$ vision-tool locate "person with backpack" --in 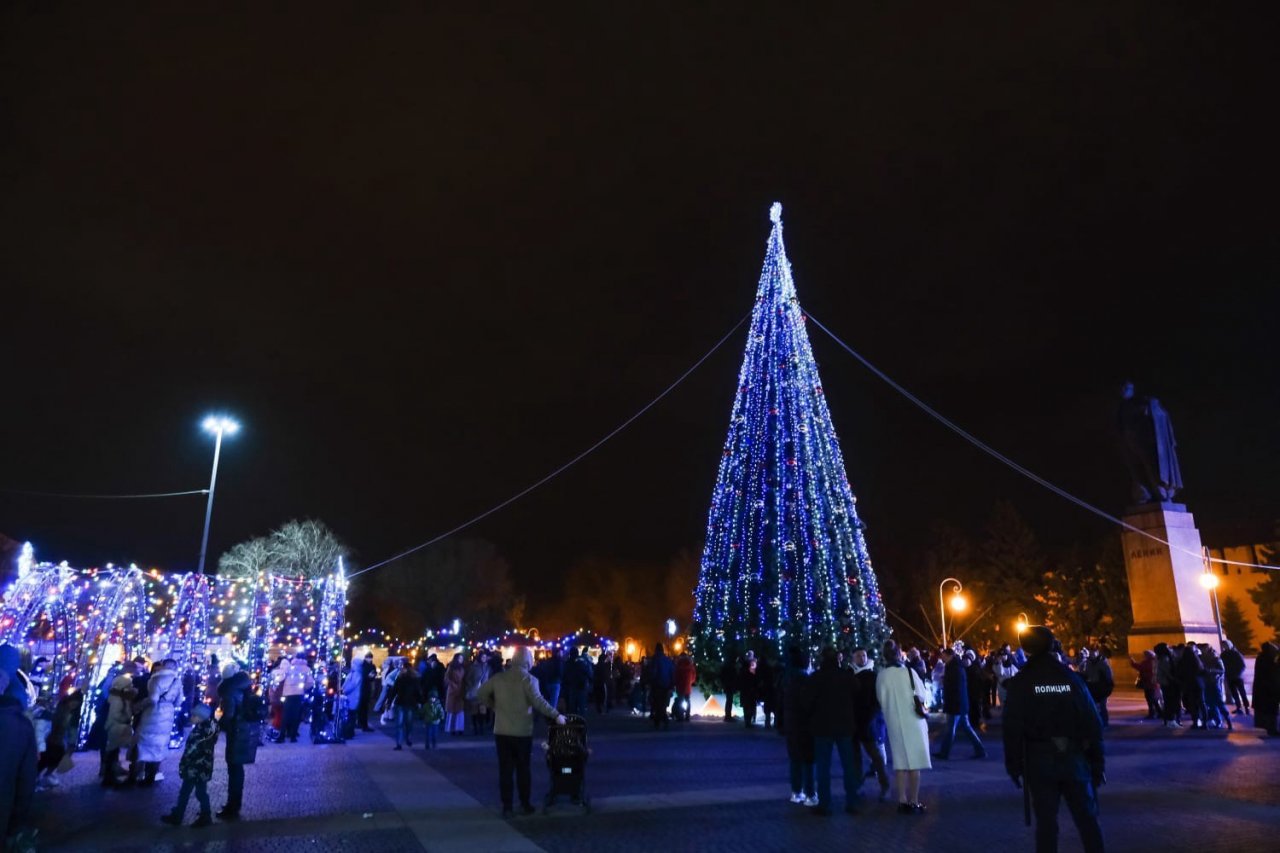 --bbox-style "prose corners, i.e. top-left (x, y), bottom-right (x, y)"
top-left (215, 663), bottom-right (261, 821)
